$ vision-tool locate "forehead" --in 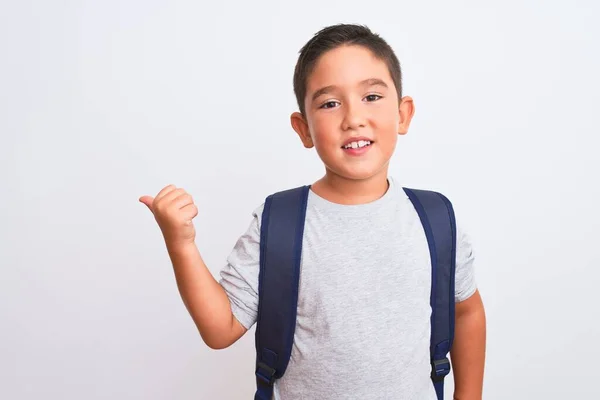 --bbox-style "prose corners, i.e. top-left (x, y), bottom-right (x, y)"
top-left (306, 45), bottom-right (393, 92)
